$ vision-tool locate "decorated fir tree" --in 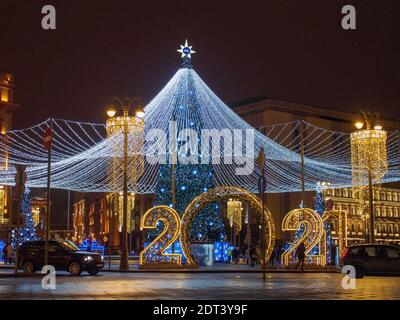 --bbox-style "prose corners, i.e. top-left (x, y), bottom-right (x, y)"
top-left (11, 187), bottom-right (38, 247)
top-left (153, 164), bottom-right (225, 242)
top-left (313, 182), bottom-right (326, 215)
top-left (151, 42), bottom-right (226, 242)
